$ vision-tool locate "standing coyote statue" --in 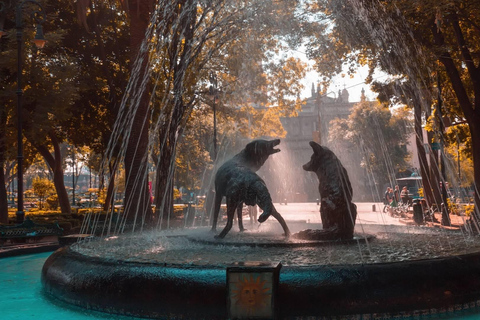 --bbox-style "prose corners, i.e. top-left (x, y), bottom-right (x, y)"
top-left (211, 139), bottom-right (290, 239)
